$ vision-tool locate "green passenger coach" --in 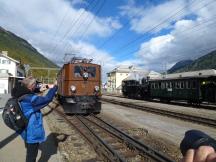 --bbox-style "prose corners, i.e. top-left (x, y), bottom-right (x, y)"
top-left (122, 69), bottom-right (216, 104)
top-left (149, 69), bottom-right (216, 103)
